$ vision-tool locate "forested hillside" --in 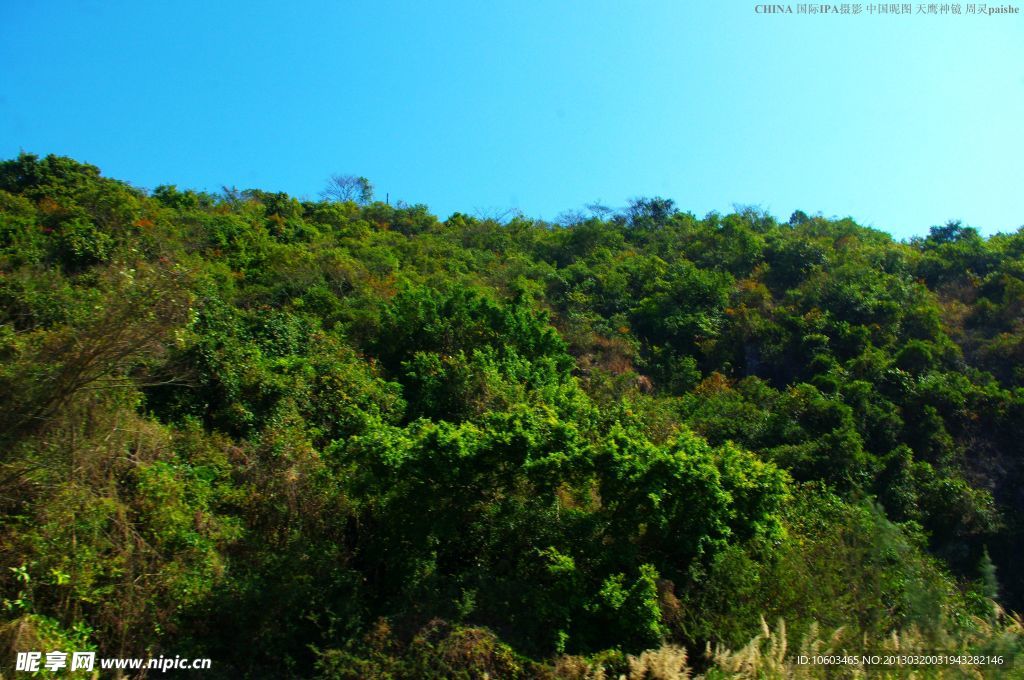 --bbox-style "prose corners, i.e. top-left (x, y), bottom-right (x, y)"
top-left (1, 154), bottom-right (1022, 678)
